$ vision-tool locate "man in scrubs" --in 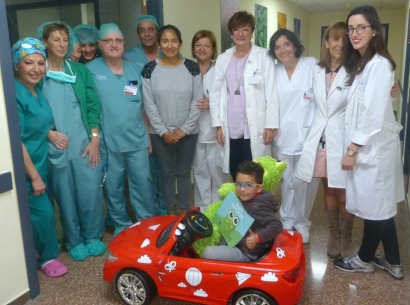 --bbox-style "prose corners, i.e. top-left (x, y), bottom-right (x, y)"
top-left (124, 14), bottom-right (160, 69)
top-left (87, 23), bottom-right (155, 235)
top-left (124, 14), bottom-right (165, 214)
